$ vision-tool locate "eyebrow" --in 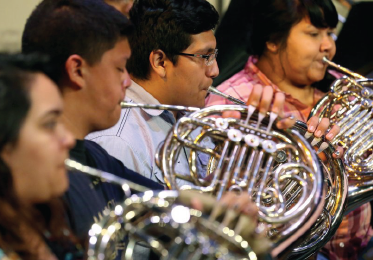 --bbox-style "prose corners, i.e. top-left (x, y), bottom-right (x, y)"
top-left (41, 109), bottom-right (62, 119)
top-left (192, 46), bottom-right (216, 54)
